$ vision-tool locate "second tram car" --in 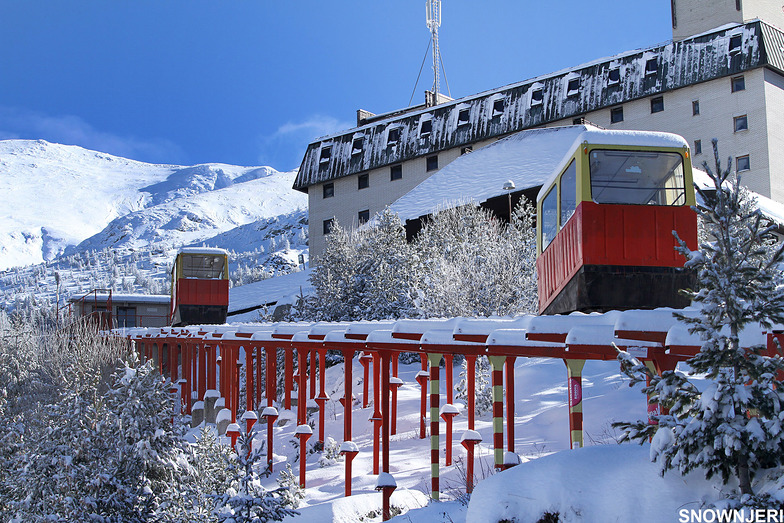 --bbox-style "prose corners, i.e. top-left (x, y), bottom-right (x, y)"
top-left (170, 247), bottom-right (229, 326)
top-left (536, 128), bottom-right (698, 315)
